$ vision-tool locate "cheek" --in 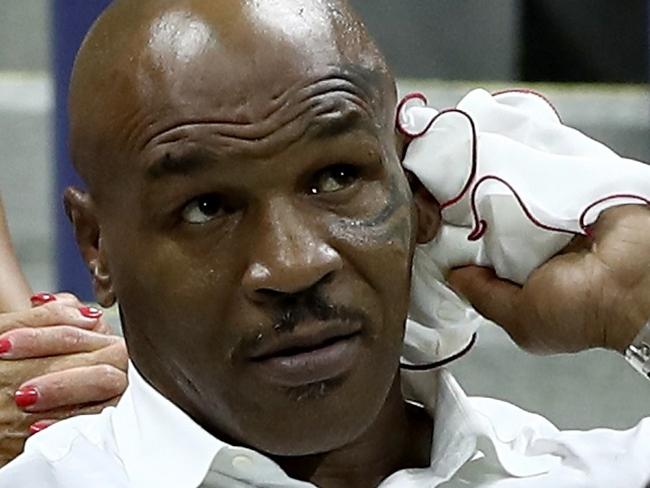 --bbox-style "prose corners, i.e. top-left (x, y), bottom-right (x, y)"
top-left (109, 233), bottom-right (239, 341)
top-left (328, 175), bottom-right (416, 315)
top-left (329, 207), bottom-right (415, 320)
top-left (328, 177), bottom-right (416, 279)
